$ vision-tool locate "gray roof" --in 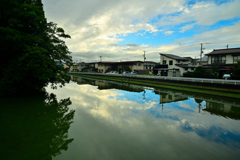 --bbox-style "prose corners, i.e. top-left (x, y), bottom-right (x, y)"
top-left (175, 64), bottom-right (196, 68)
top-left (160, 54), bottom-right (189, 60)
top-left (205, 48), bottom-right (240, 55)
top-left (196, 56), bottom-right (208, 62)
